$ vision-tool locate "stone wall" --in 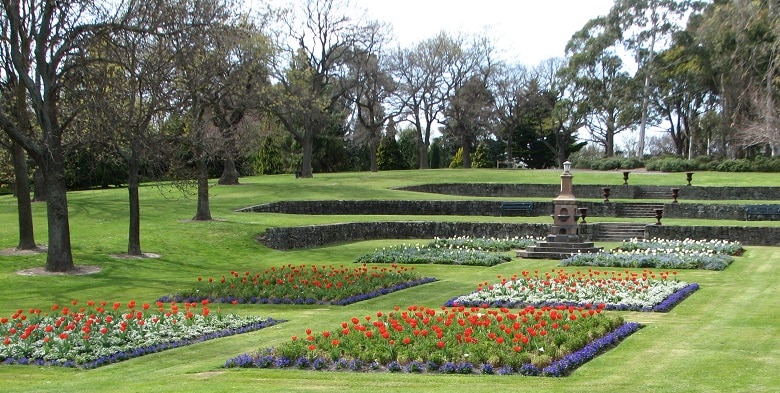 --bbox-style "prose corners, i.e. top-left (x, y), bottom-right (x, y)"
top-left (258, 221), bottom-right (777, 249)
top-left (259, 222), bottom-right (551, 250)
top-left (645, 225), bottom-right (780, 246)
top-left (238, 200), bottom-right (780, 221)
top-left (239, 200), bottom-right (551, 217)
top-left (397, 183), bottom-right (780, 201)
